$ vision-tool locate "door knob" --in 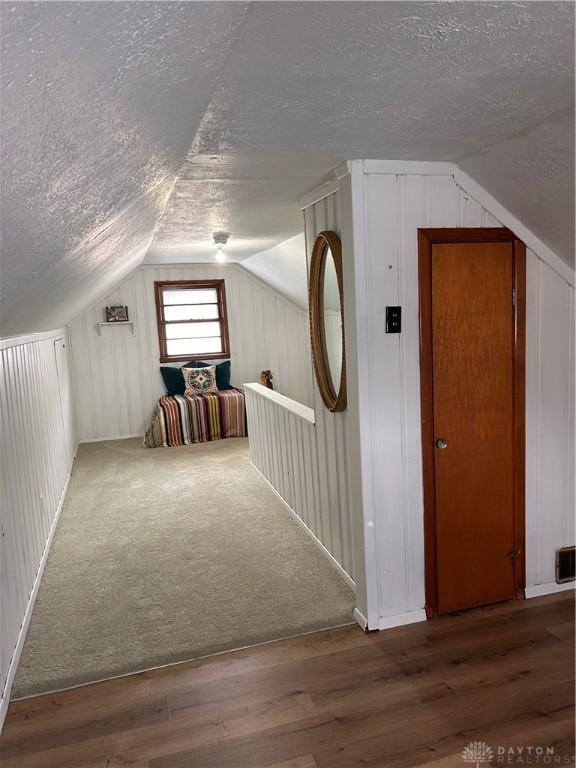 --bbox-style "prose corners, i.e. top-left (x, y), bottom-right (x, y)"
top-left (435, 438), bottom-right (448, 449)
